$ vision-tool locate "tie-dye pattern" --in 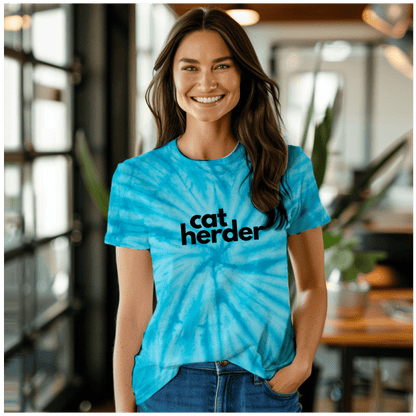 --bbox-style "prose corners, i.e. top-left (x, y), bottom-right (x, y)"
top-left (105, 139), bottom-right (331, 405)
